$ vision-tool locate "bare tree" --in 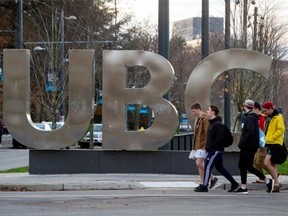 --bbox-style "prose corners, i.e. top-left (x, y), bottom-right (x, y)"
top-left (21, 0), bottom-right (128, 124)
top-left (213, 0), bottom-right (288, 131)
top-left (169, 35), bottom-right (201, 114)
